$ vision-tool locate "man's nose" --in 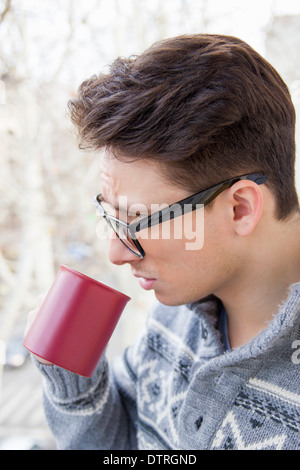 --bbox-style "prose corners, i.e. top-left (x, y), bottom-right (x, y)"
top-left (108, 233), bottom-right (139, 266)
